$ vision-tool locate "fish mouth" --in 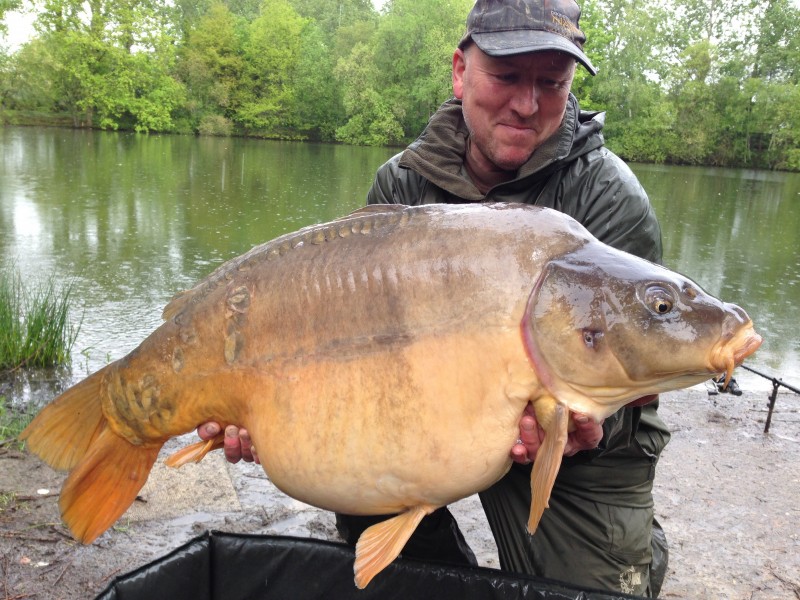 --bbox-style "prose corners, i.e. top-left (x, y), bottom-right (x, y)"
top-left (708, 322), bottom-right (763, 386)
